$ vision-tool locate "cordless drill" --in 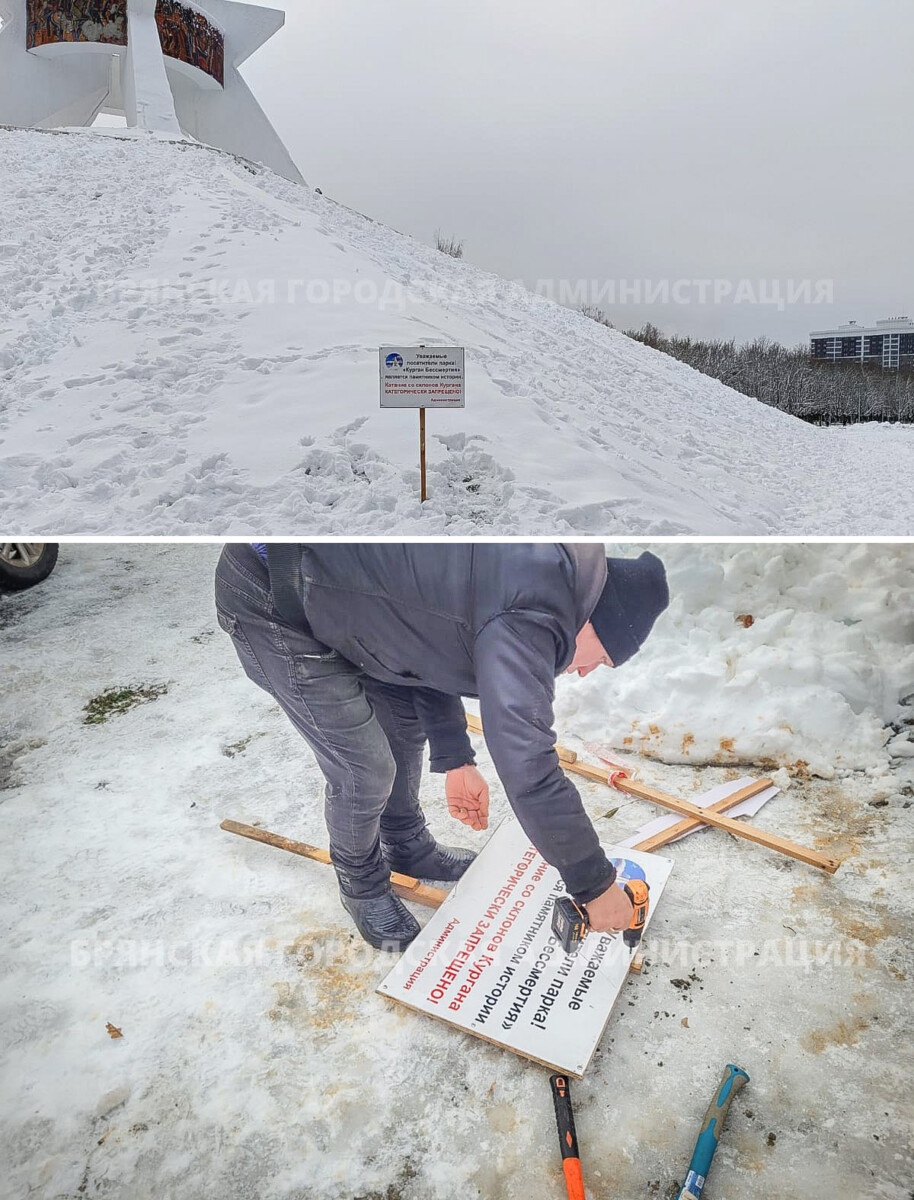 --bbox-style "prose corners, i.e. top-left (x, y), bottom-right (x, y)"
top-left (551, 879), bottom-right (650, 955)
